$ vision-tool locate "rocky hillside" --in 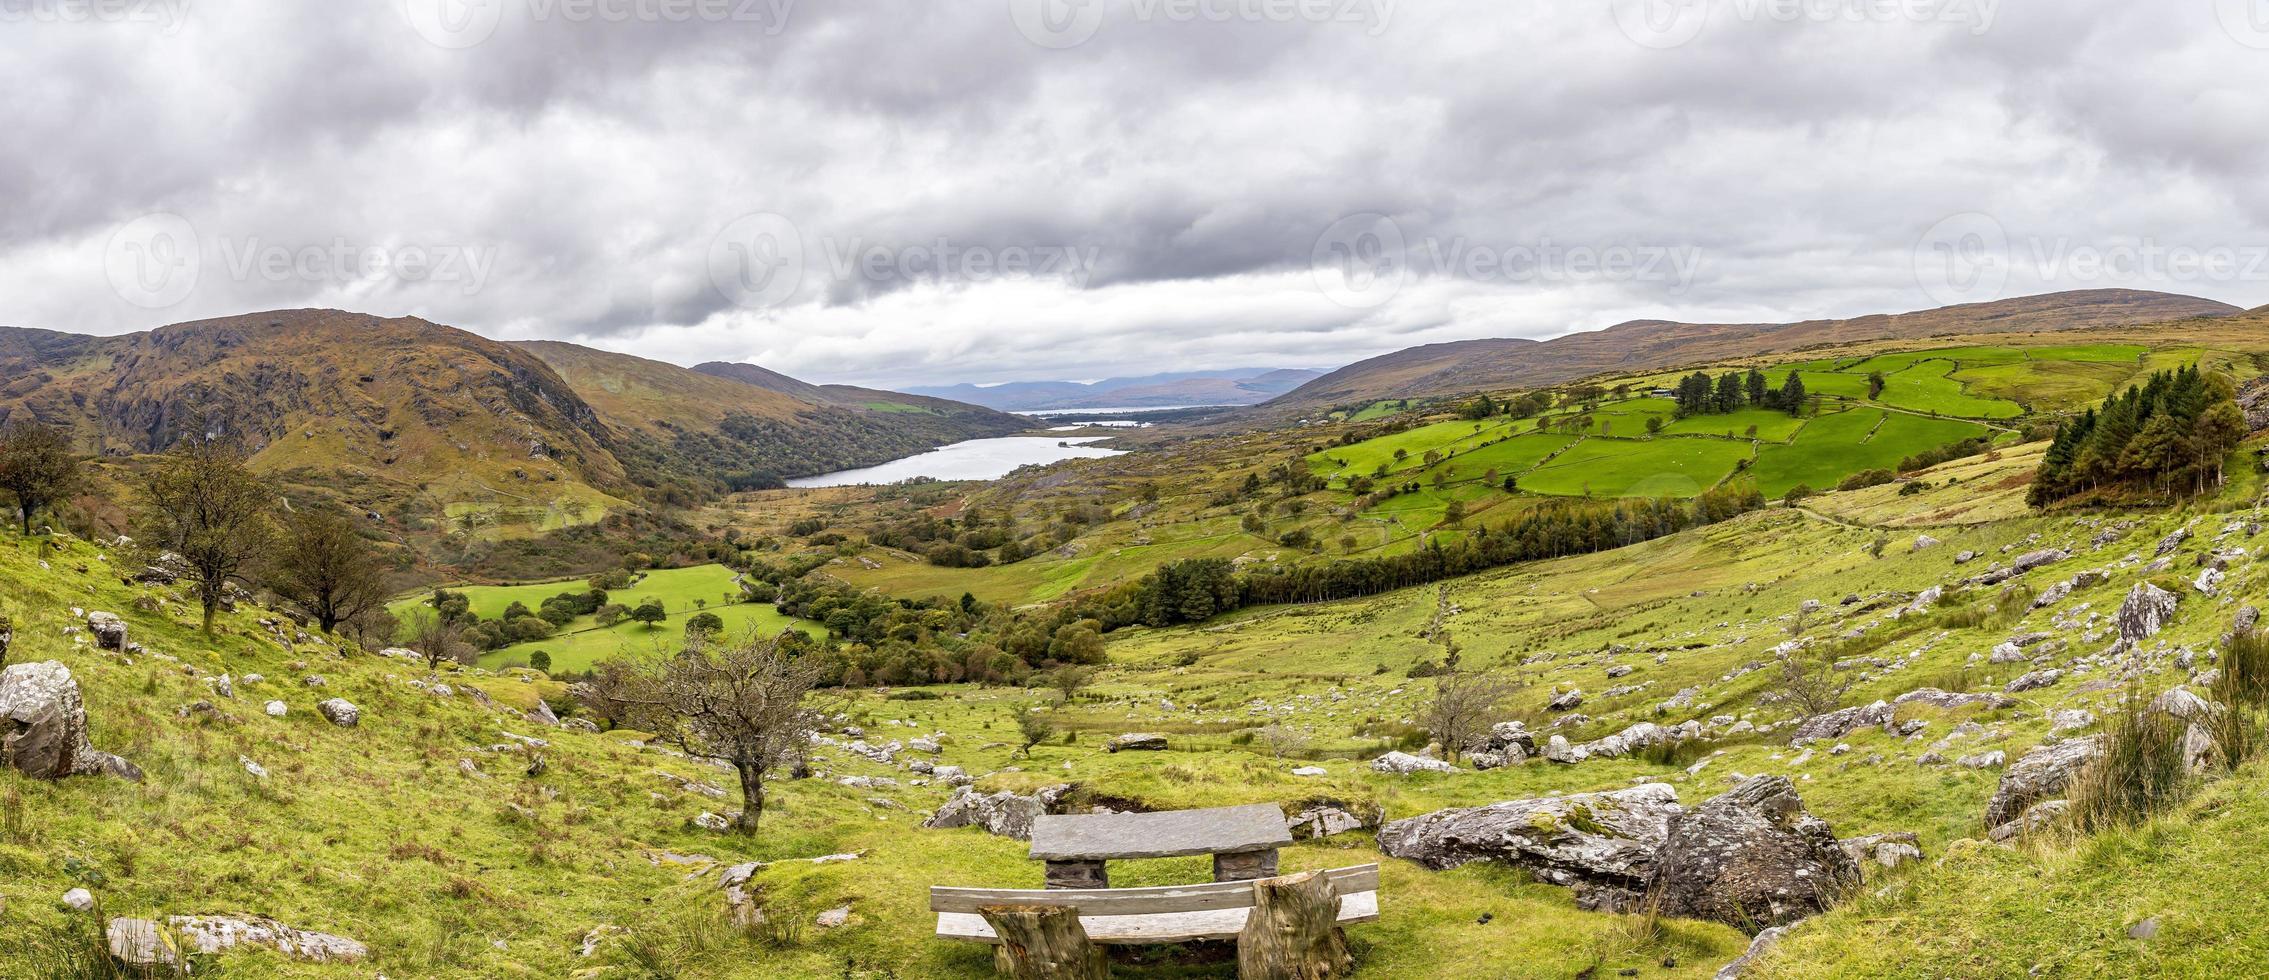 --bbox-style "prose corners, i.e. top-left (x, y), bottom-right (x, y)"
top-left (0, 311), bottom-right (1027, 554)
top-left (1270, 289), bottom-right (2239, 412)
